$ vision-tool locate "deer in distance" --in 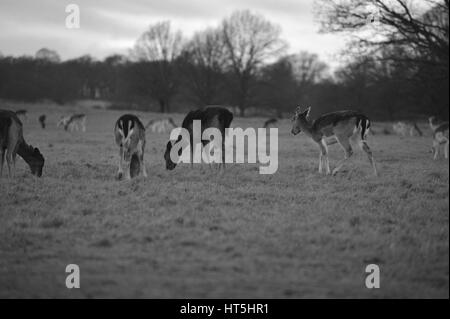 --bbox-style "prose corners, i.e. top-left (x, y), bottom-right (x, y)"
top-left (57, 114), bottom-right (87, 132)
top-left (392, 121), bottom-right (423, 137)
